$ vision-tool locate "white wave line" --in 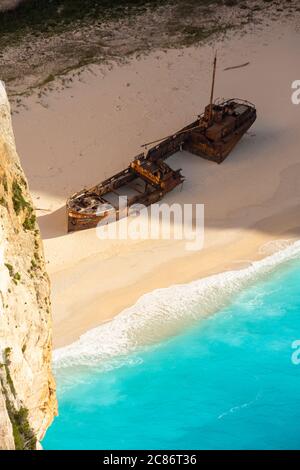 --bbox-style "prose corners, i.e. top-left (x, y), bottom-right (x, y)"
top-left (53, 239), bottom-right (300, 369)
top-left (218, 391), bottom-right (262, 420)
